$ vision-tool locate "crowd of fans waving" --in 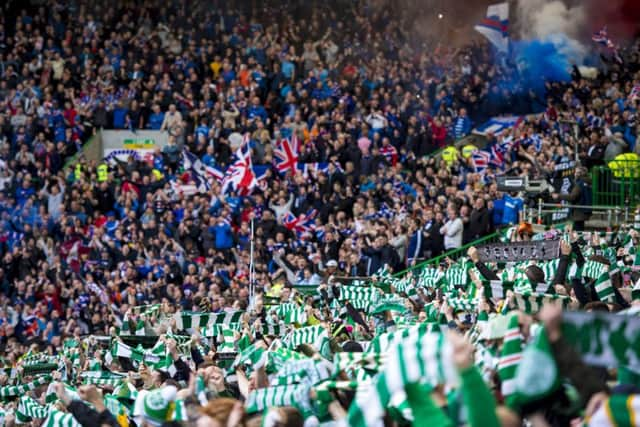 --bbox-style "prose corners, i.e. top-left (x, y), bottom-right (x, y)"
top-left (0, 0), bottom-right (638, 425)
